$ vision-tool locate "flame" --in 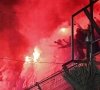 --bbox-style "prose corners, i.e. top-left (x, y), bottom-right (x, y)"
top-left (33, 46), bottom-right (41, 62)
top-left (25, 56), bottom-right (31, 63)
top-left (25, 46), bottom-right (41, 63)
